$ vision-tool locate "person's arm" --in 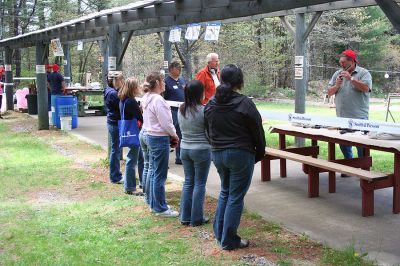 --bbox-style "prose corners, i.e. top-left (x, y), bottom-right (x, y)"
top-left (339, 70), bottom-right (371, 93)
top-left (154, 97), bottom-right (177, 138)
top-left (244, 100), bottom-right (266, 163)
top-left (327, 72), bottom-right (343, 96)
top-left (61, 81), bottom-right (67, 94)
top-left (131, 99), bottom-right (143, 123)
